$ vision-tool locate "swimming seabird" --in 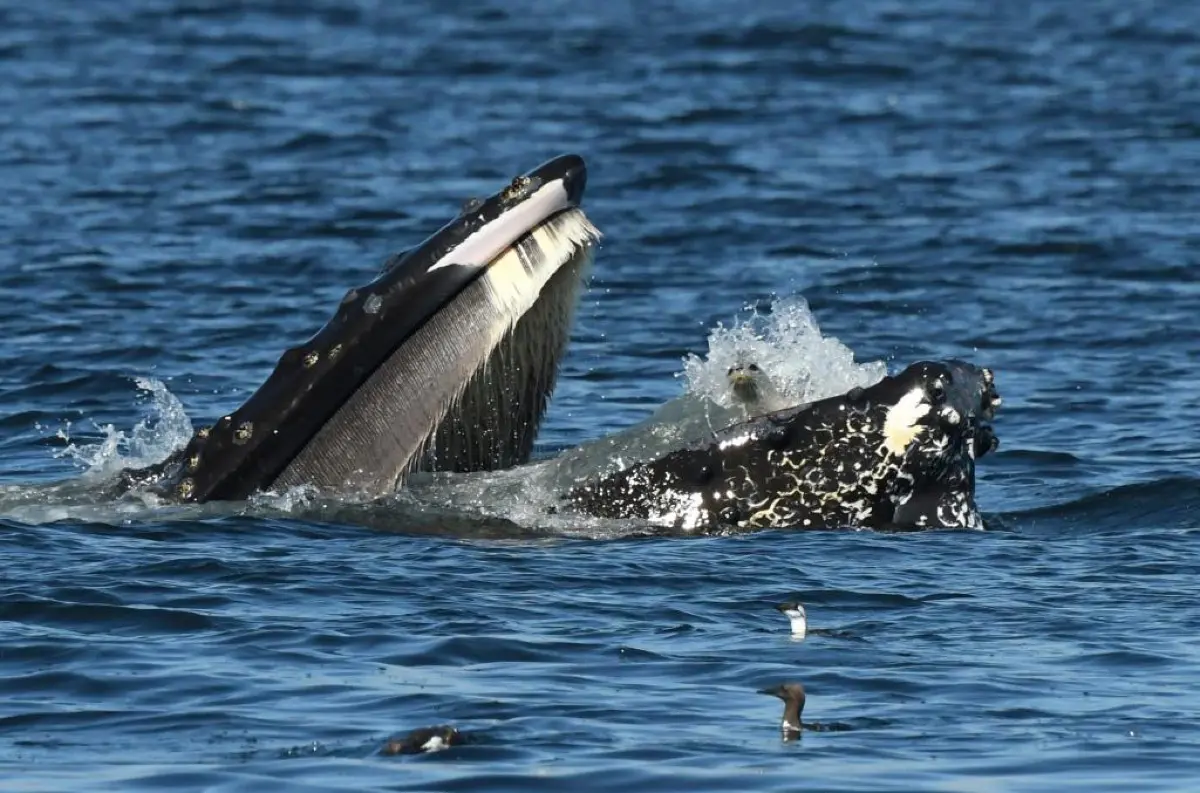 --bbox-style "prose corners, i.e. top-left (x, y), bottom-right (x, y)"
top-left (758, 682), bottom-right (806, 738)
top-left (379, 724), bottom-right (464, 755)
top-left (775, 600), bottom-right (808, 638)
